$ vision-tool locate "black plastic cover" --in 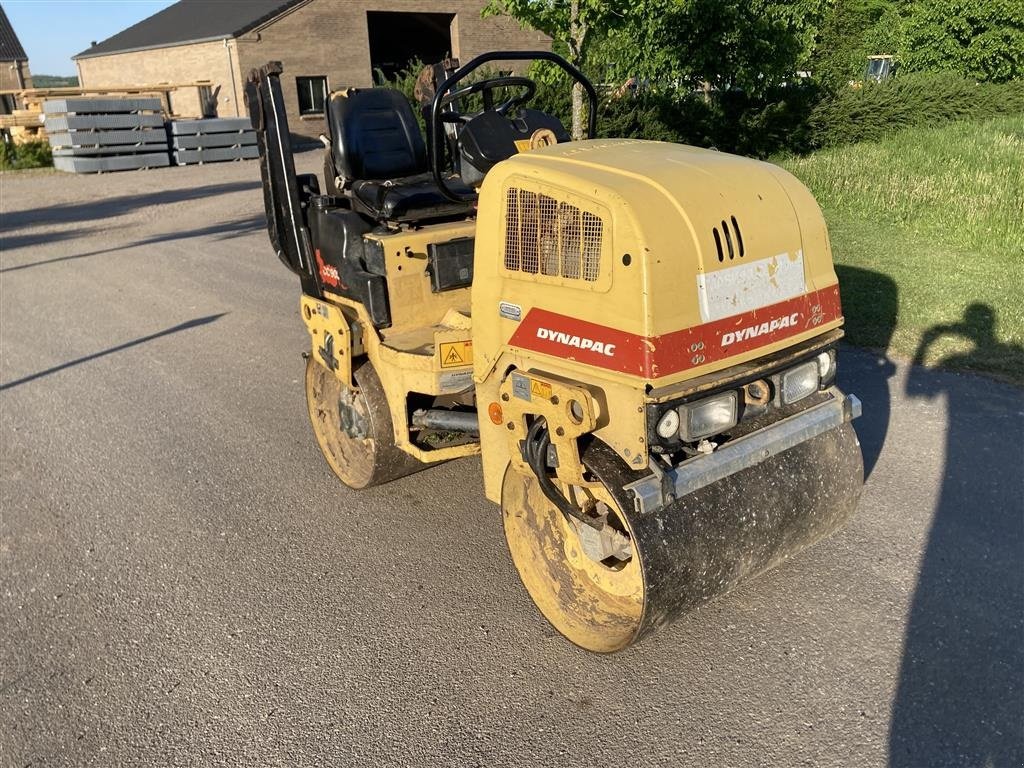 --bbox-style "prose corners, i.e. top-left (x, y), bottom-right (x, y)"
top-left (427, 237), bottom-right (475, 292)
top-left (458, 109), bottom-right (570, 182)
top-left (308, 203), bottom-right (392, 328)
